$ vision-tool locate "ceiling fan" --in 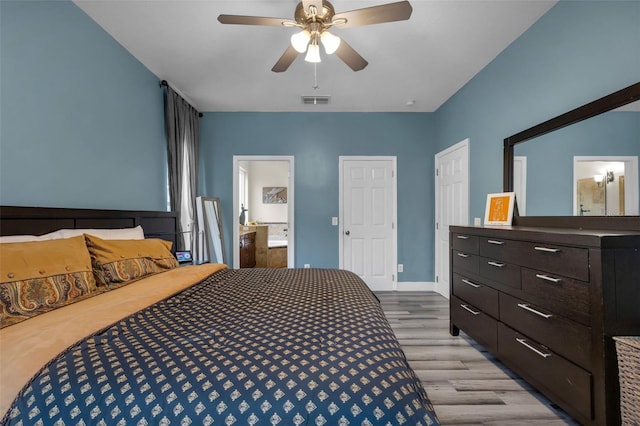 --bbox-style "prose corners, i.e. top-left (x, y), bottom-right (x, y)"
top-left (218, 0), bottom-right (412, 72)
